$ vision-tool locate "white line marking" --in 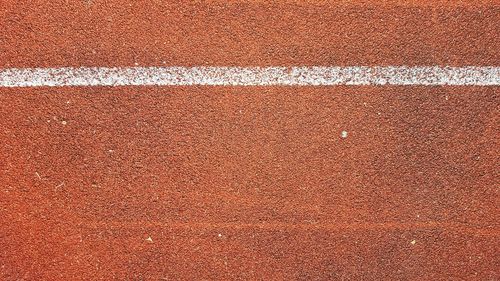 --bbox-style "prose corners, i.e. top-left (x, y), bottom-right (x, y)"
top-left (0, 66), bottom-right (498, 87)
